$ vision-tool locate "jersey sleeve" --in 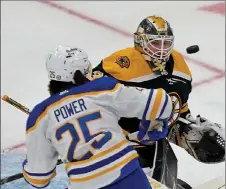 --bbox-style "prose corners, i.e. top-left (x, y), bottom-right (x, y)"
top-left (23, 108), bottom-right (59, 188)
top-left (112, 85), bottom-right (173, 121)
